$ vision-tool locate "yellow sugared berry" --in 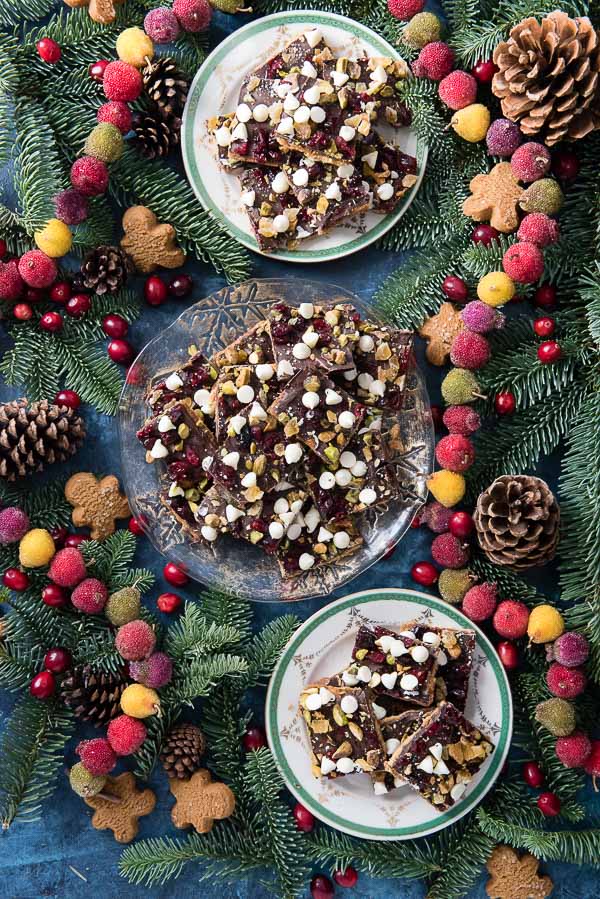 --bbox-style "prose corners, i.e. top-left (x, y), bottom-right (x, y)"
top-left (426, 470), bottom-right (466, 508)
top-left (19, 528), bottom-right (56, 568)
top-left (116, 27), bottom-right (154, 68)
top-left (477, 271), bottom-right (516, 307)
top-left (34, 219), bottom-right (73, 258)
top-left (527, 604), bottom-right (565, 644)
top-left (451, 104), bottom-right (491, 142)
top-left (120, 683), bottom-right (160, 718)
